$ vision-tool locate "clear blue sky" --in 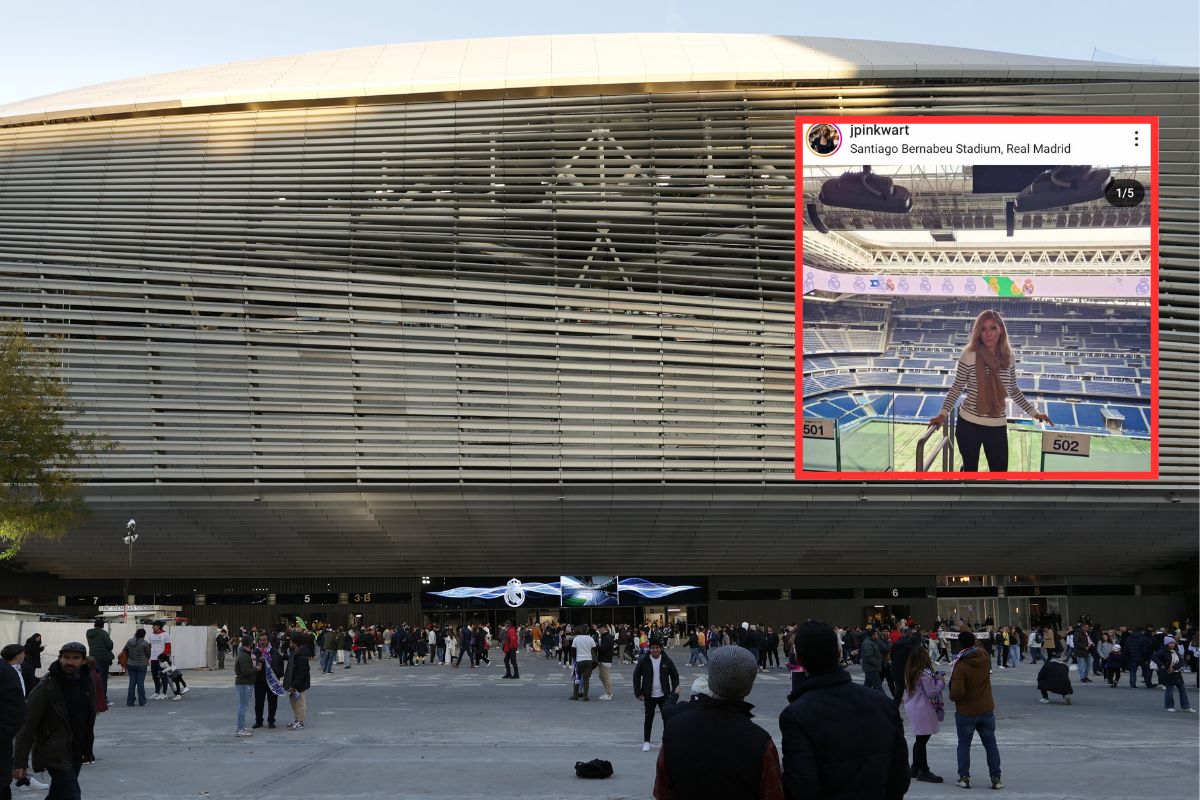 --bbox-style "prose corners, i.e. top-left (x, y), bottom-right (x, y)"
top-left (0, 0), bottom-right (1196, 105)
